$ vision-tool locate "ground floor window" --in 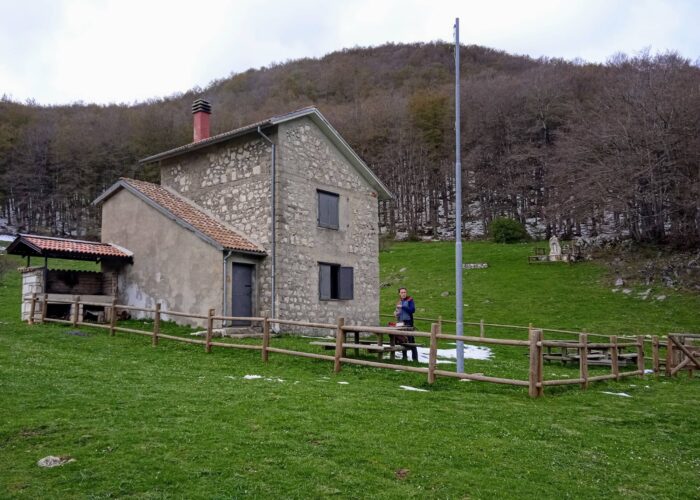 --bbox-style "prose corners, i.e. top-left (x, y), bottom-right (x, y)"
top-left (319, 263), bottom-right (353, 300)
